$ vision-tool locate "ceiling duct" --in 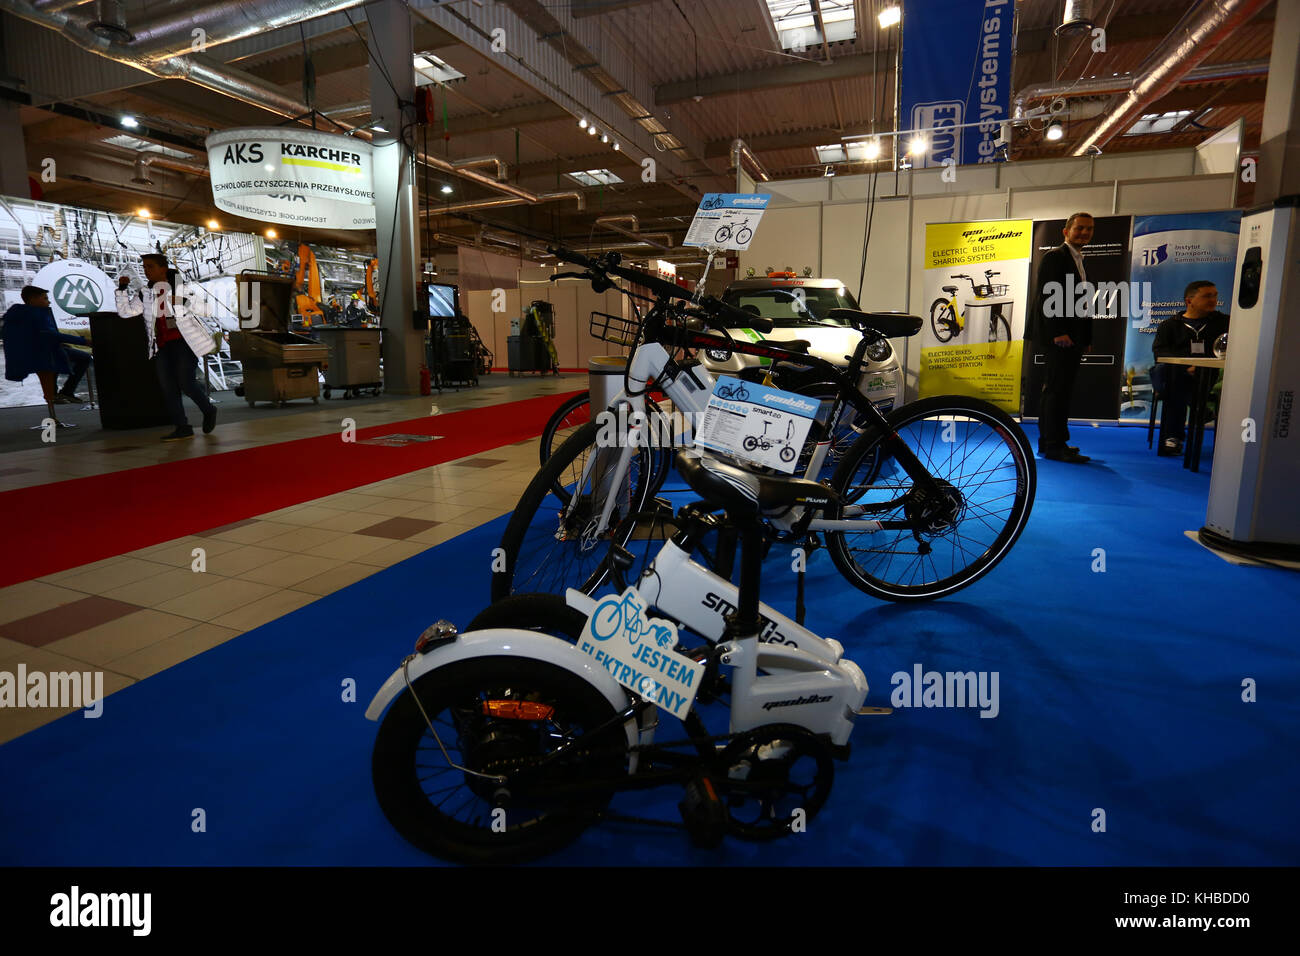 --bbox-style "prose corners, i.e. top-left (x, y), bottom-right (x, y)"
top-left (124, 1), bottom-right (369, 64)
top-left (422, 192), bottom-right (586, 216)
top-left (594, 215), bottom-right (674, 252)
top-left (1014, 58), bottom-right (1270, 118)
top-left (1072, 0), bottom-right (1272, 157)
top-left (130, 153), bottom-right (152, 184)
top-left (1056, 0), bottom-right (1095, 37)
top-left (87, 0), bottom-right (130, 42)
